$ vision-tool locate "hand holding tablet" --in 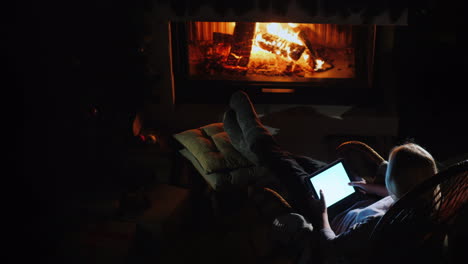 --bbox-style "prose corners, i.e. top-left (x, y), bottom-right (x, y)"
top-left (305, 159), bottom-right (359, 209)
top-left (348, 180), bottom-right (389, 197)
